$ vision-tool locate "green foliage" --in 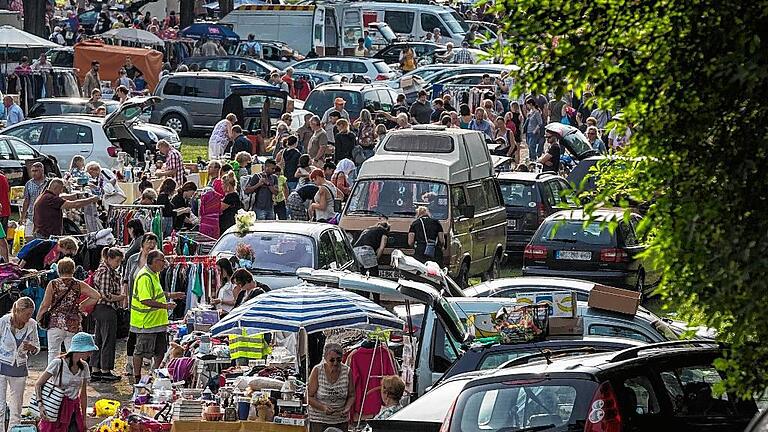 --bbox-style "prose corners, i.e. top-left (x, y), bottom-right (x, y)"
top-left (492, 0), bottom-right (768, 396)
